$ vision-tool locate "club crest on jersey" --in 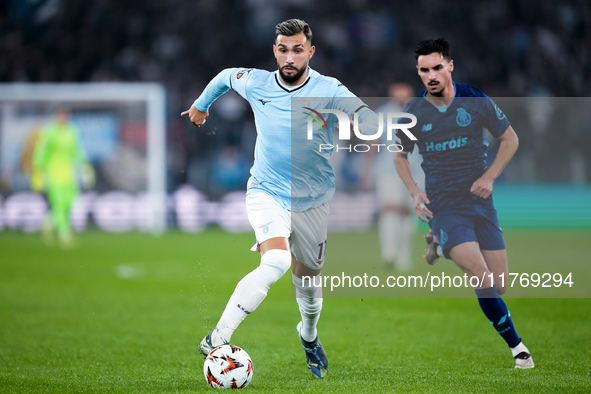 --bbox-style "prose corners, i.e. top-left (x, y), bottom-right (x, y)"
top-left (494, 104), bottom-right (505, 120)
top-left (235, 69), bottom-right (250, 80)
top-left (456, 108), bottom-right (471, 127)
